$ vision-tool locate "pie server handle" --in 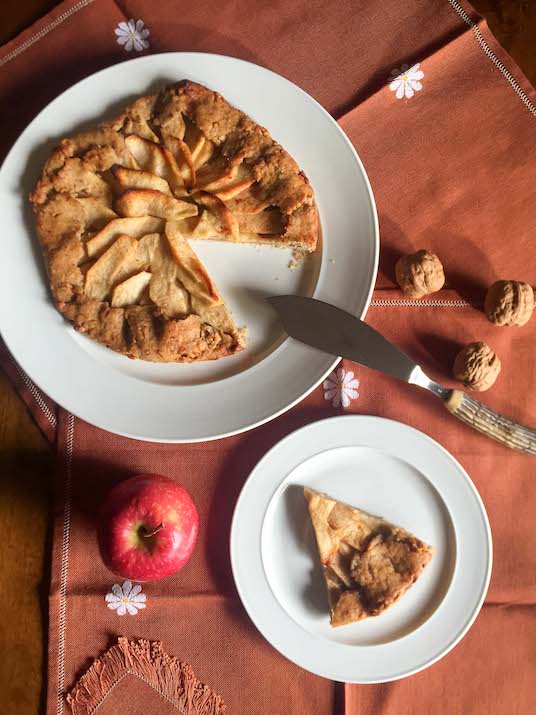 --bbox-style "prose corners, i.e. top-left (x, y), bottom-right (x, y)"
top-left (443, 390), bottom-right (536, 455)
